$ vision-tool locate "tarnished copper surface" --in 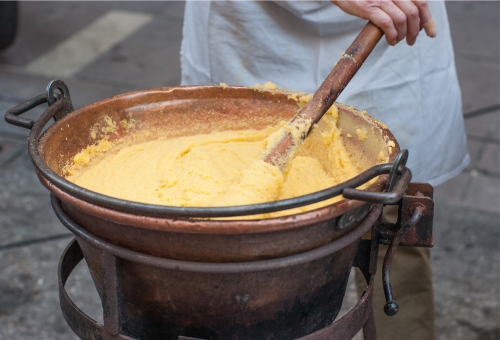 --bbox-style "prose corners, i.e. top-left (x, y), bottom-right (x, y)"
top-left (33, 85), bottom-right (398, 261)
top-left (8, 82), bottom-right (430, 340)
top-left (54, 197), bottom-right (383, 339)
top-left (59, 238), bottom-right (378, 340)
